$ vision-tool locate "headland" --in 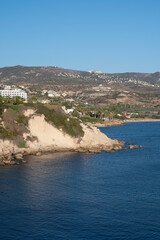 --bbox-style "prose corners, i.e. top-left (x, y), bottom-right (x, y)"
top-left (0, 104), bottom-right (126, 165)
